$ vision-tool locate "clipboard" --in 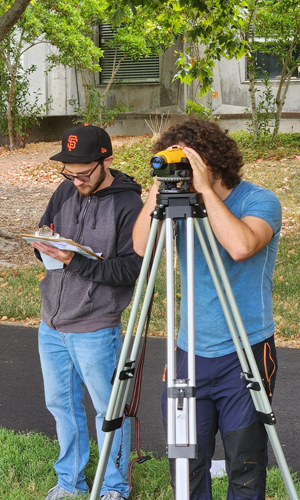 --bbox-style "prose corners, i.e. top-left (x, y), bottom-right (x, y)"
top-left (21, 234), bottom-right (104, 261)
